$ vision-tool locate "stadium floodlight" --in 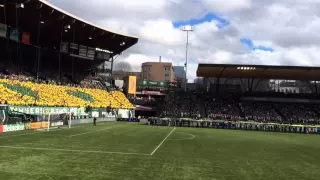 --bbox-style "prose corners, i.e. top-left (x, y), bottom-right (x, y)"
top-left (40, 21), bottom-right (44, 24)
top-left (89, 37), bottom-right (92, 40)
top-left (0, 4), bottom-right (4, 8)
top-left (181, 25), bottom-right (195, 92)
